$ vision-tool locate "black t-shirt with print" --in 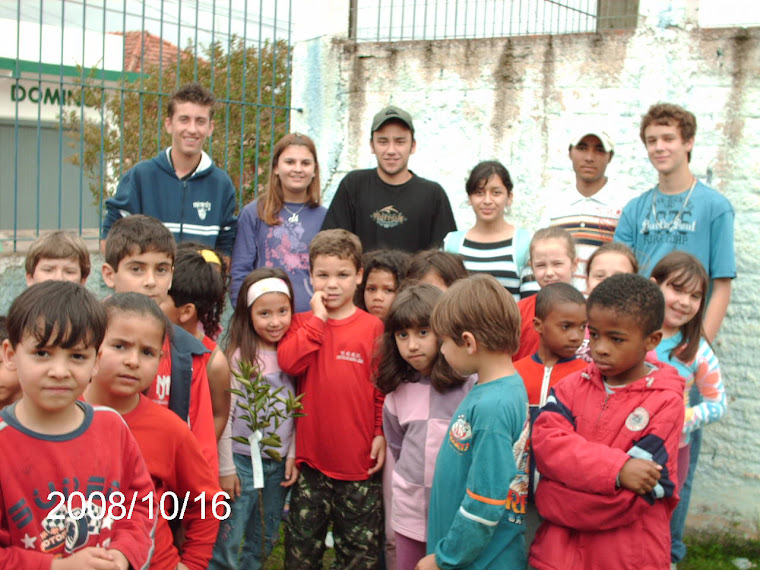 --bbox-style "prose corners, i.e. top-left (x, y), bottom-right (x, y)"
top-left (321, 168), bottom-right (457, 253)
